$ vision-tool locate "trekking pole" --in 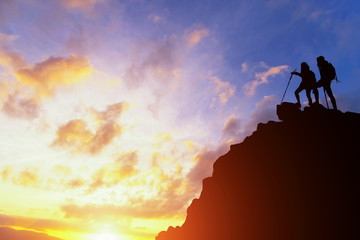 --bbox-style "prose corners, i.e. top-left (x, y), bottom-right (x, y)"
top-left (281, 68), bottom-right (297, 104)
top-left (323, 88), bottom-right (329, 109)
